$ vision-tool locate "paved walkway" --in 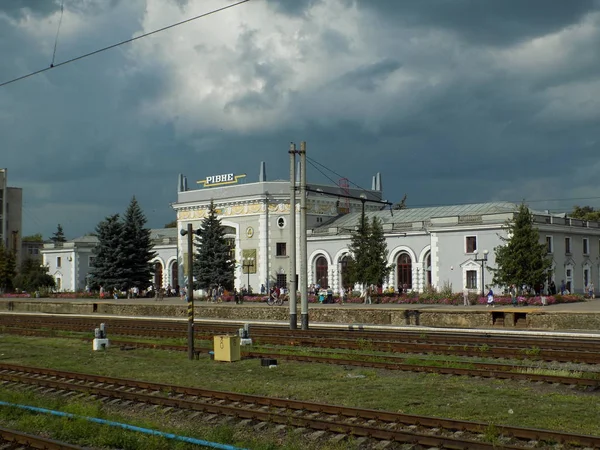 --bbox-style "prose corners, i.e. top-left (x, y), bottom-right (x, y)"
top-left (3, 296), bottom-right (600, 313)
